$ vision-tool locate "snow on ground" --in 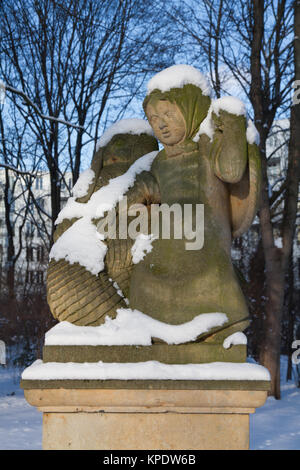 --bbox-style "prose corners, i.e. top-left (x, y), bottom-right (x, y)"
top-left (250, 381), bottom-right (300, 450)
top-left (0, 356), bottom-right (299, 449)
top-left (0, 367), bottom-right (42, 450)
top-left (250, 356), bottom-right (300, 450)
